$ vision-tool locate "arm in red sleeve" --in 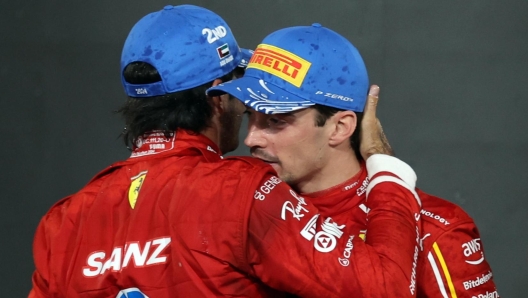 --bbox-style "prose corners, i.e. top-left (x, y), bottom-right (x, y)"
top-left (246, 154), bottom-right (422, 298)
top-left (29, 196), bottom-right (72, 298)
top-left (29, 216), bottom-right (51, 298)
top-left (420, 221), bottom-right (499, 298)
